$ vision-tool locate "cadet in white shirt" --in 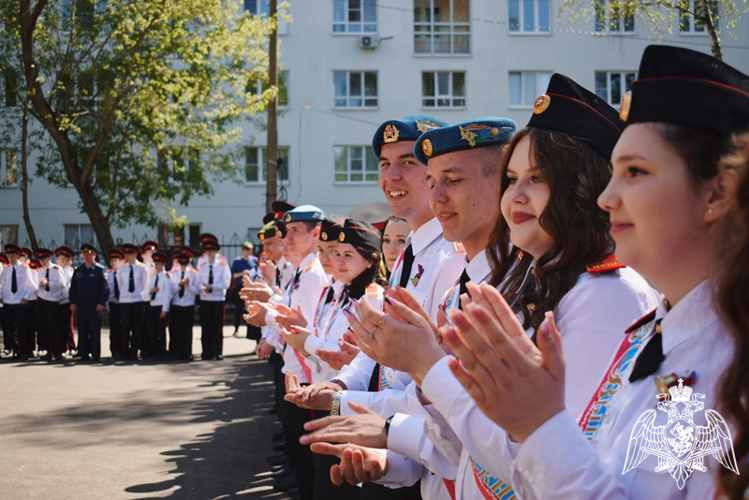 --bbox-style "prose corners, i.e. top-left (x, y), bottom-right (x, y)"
top-left (143, 251), bottom-right (171, 360)
top-left (36, 247), bottom-right (67, 361)
top-left (169, 251), bottom-right (200, 361)
top-left (117, 243), bottom-right (149, 360)
top-left (0, 243), bottom-right (36, 360)
top-left (106, 247), bottom-right (124, 359)
top-left (0, 252), bottom-right (7, 355)
top-left (197, 239), bottom-right (231, 360)
top-left (442, 46), bottom-right (748, 499)
top-left (54, 245), bottom-right (75, 359)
